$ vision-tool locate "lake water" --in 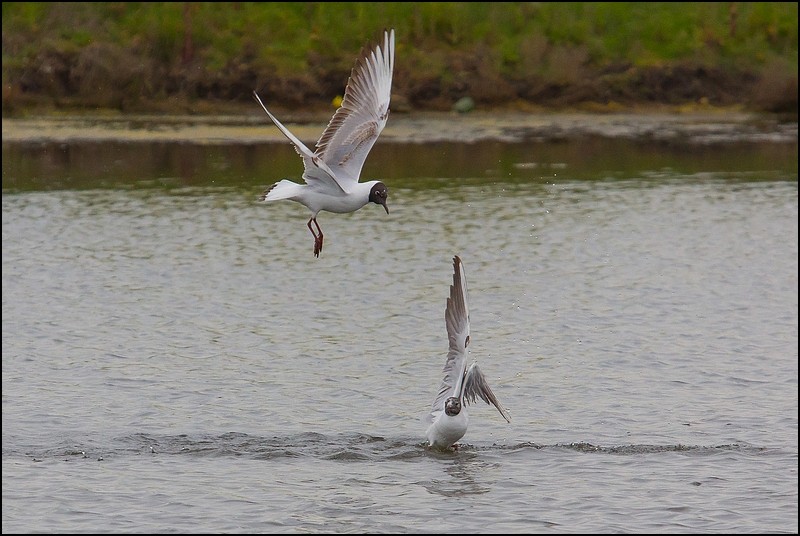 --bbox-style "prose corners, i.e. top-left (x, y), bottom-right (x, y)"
top-left (2, 115), bottom-right (798, 533)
